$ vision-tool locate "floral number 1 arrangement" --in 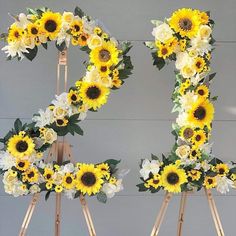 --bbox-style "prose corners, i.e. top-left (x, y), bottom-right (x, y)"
top-left (0, 6), bottom-right (133, 203)
top-left (137, 8), bottom-right (236, 194)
